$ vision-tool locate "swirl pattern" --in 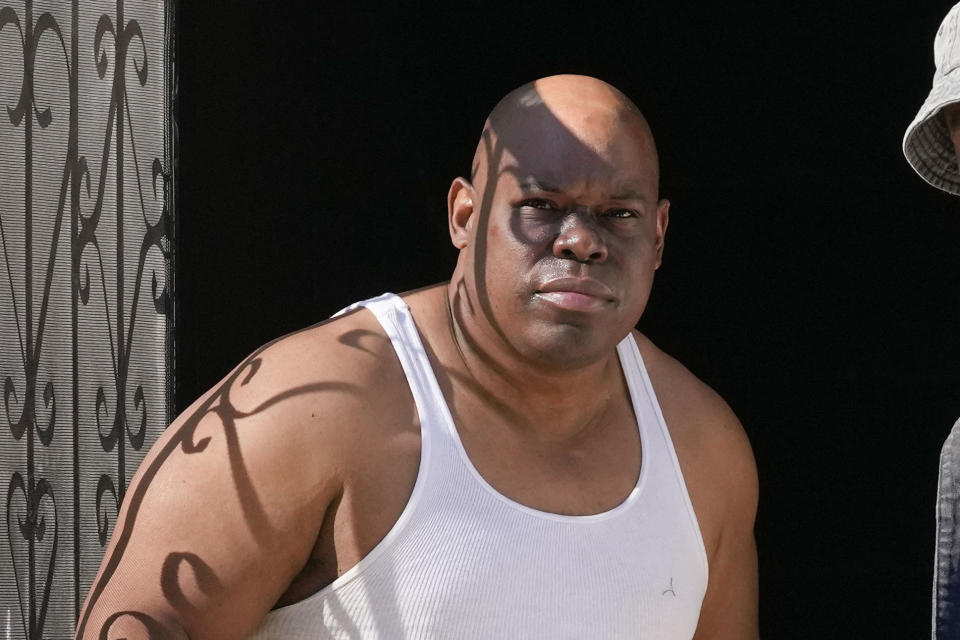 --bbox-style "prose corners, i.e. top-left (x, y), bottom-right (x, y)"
top-left (0, 1), bottom-right (173, 638)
